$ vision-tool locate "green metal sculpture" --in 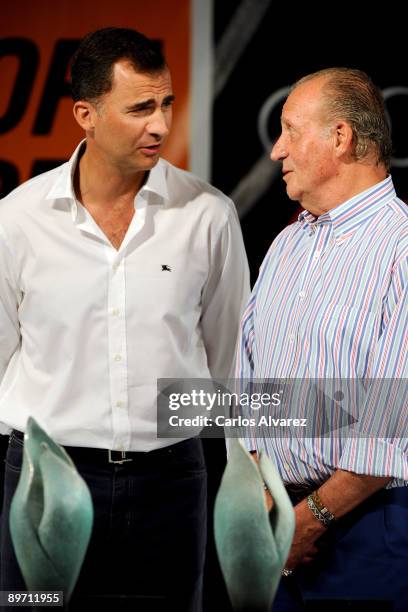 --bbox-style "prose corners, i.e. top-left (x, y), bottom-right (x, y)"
top-left (214, 439), bottom-right (295, 611)
top-left (9, 417), bottom-right (93, 604)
